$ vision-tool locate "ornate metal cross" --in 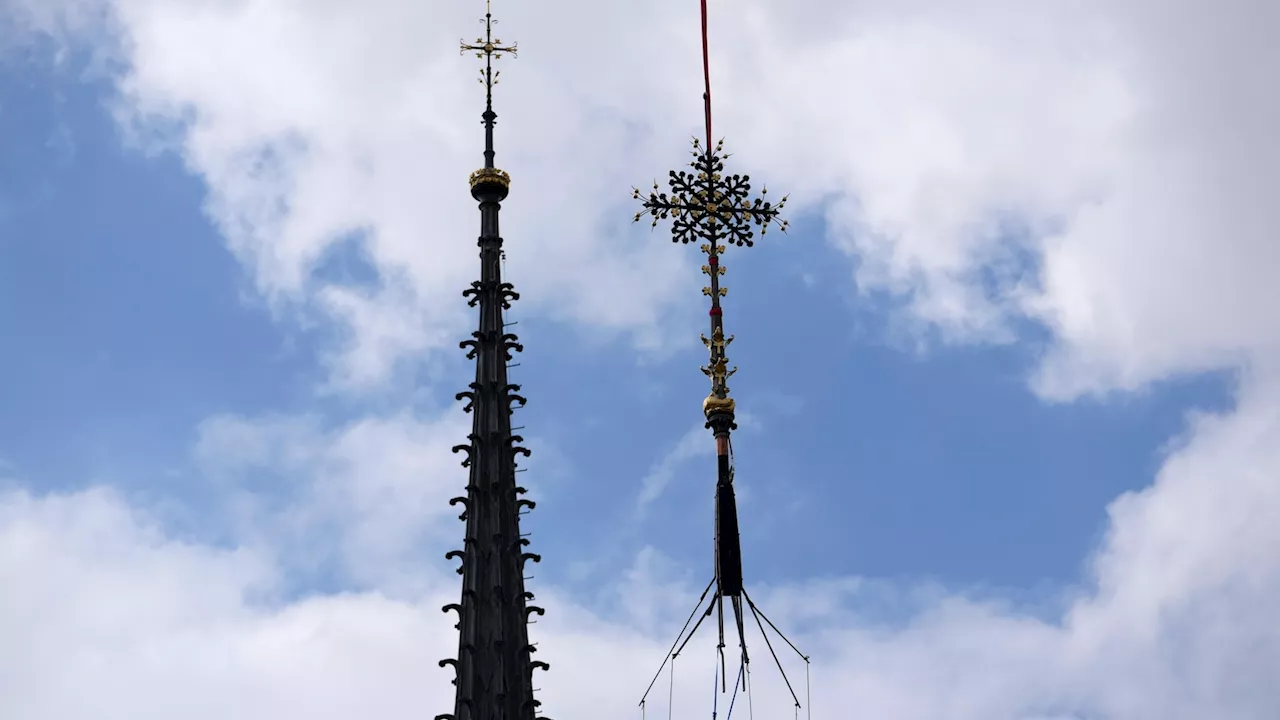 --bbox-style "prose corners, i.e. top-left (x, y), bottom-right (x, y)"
top-left (632, 137), bottom-right (788, 413)
top-left (461, 0), bottom-right (517, 174)
top-left (460, 0), bottom-right (518, 92)
top-left (632, 138), bottom-right (788, 248)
